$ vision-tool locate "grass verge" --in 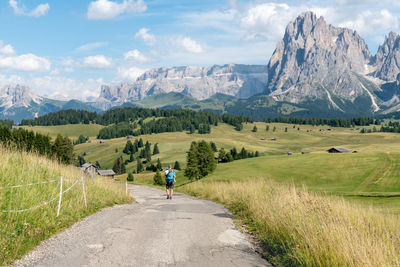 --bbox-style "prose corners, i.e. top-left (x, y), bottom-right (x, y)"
top-left (0, 146), bottom-right (132, 265)
top-left (181, 179), bottom-right (400, 266)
